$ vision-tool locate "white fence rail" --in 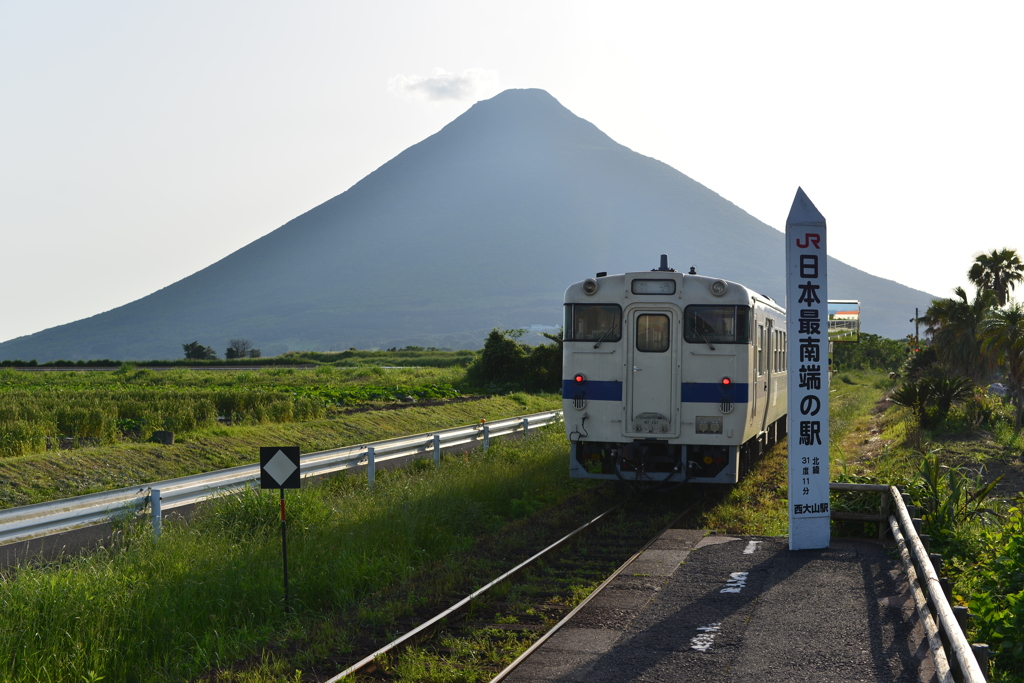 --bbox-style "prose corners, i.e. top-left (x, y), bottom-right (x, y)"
top-left (888, 485), bottom-right (988, 683)
top-left (0, 410), bottom-right (563, 548)
top-left (831, 483), bottom-right (989, 681)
